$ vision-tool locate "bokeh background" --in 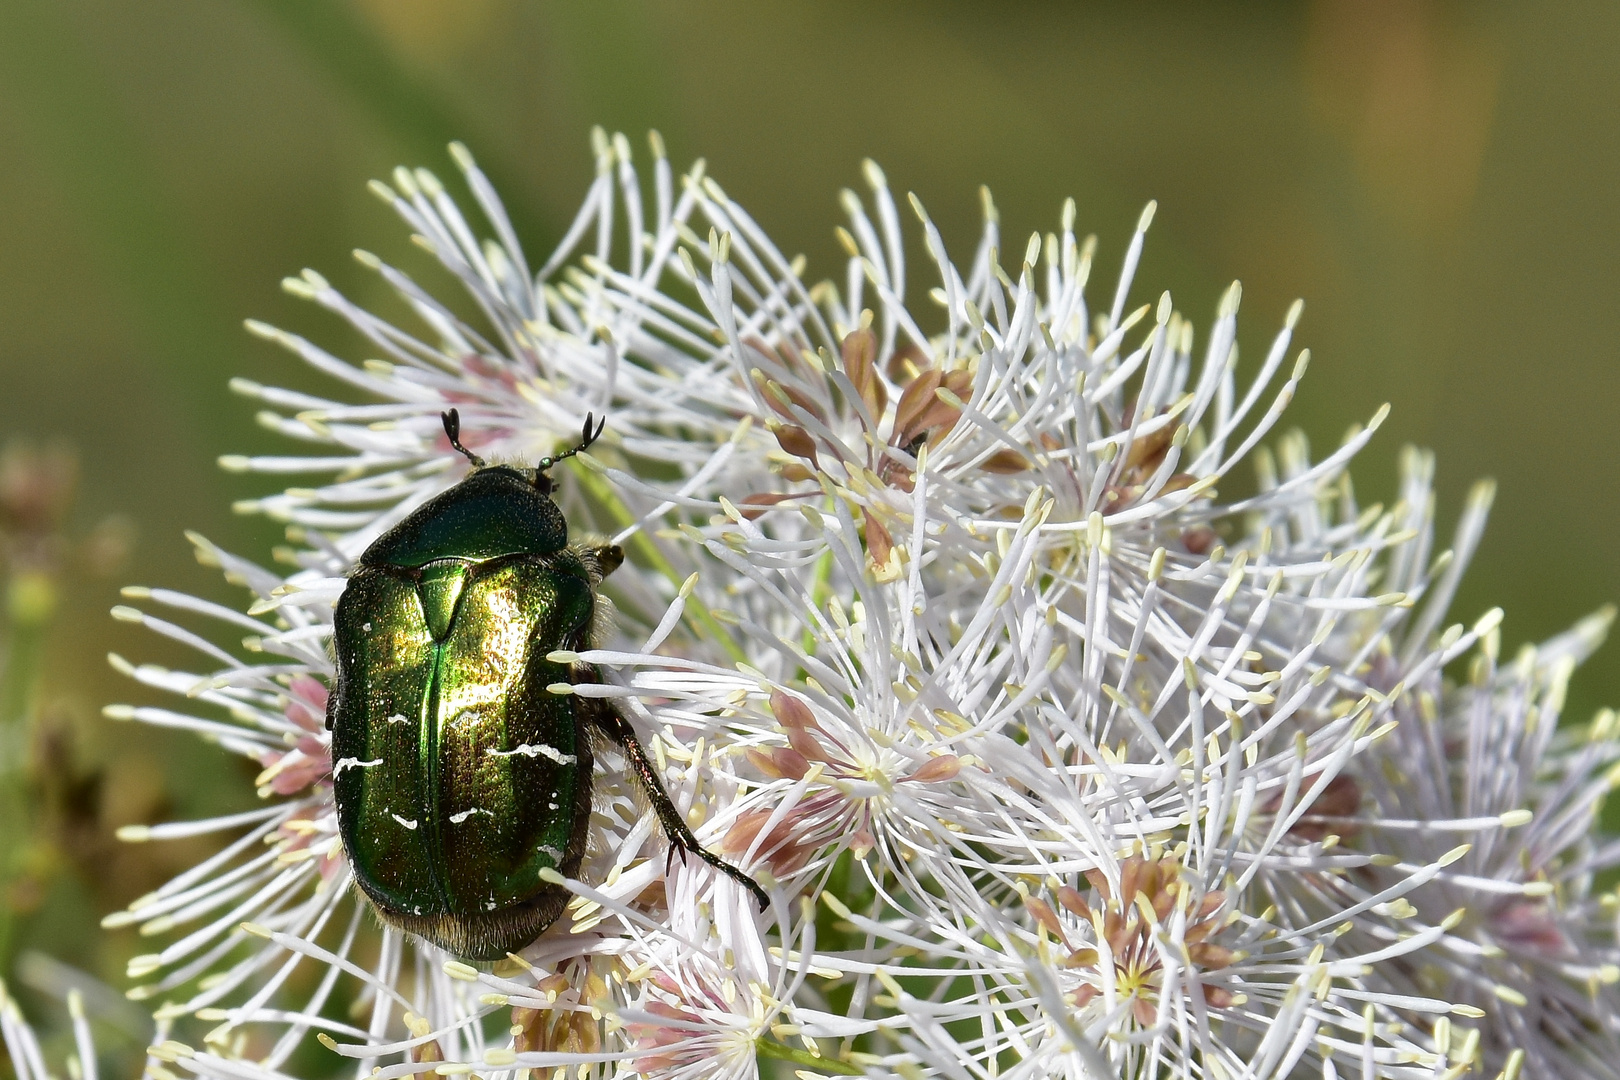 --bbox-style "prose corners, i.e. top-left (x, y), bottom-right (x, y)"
top-left (2, 0), bottom-right (1618, 1070)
